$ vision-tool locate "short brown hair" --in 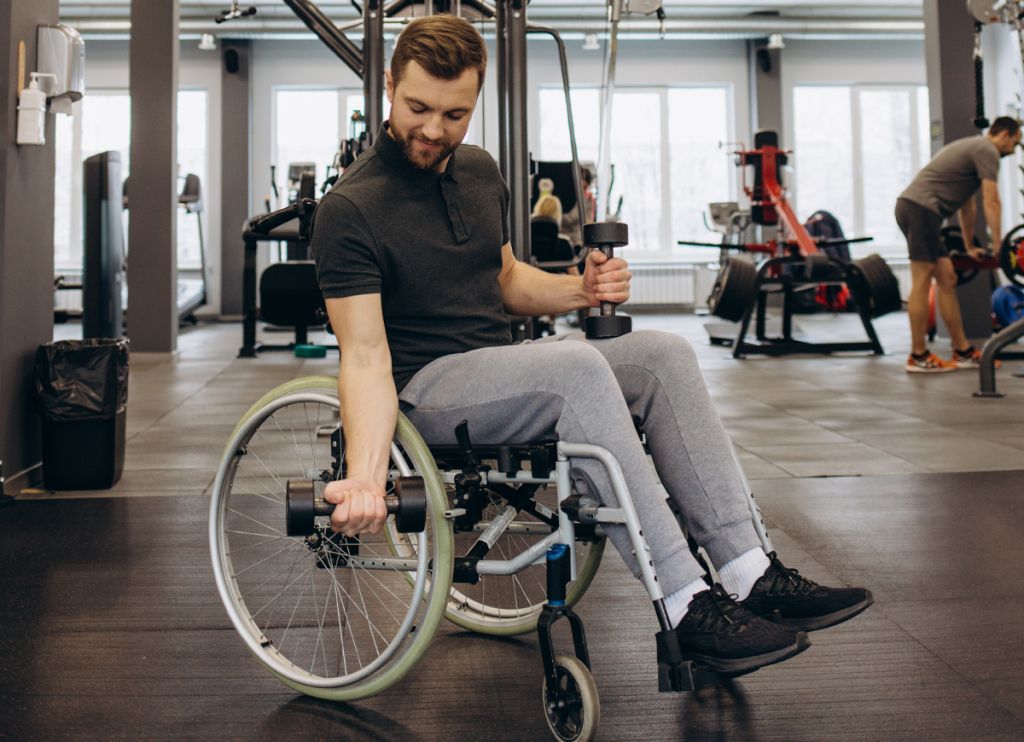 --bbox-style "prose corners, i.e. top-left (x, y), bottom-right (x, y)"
top-left (989, 116), bottom-right (1021, 137)
top-left (391, 15), bottom-right (487, 92)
